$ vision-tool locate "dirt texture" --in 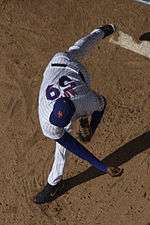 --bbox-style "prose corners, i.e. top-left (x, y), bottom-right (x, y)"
top-left (0, 0), bottom-right (150, 225)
